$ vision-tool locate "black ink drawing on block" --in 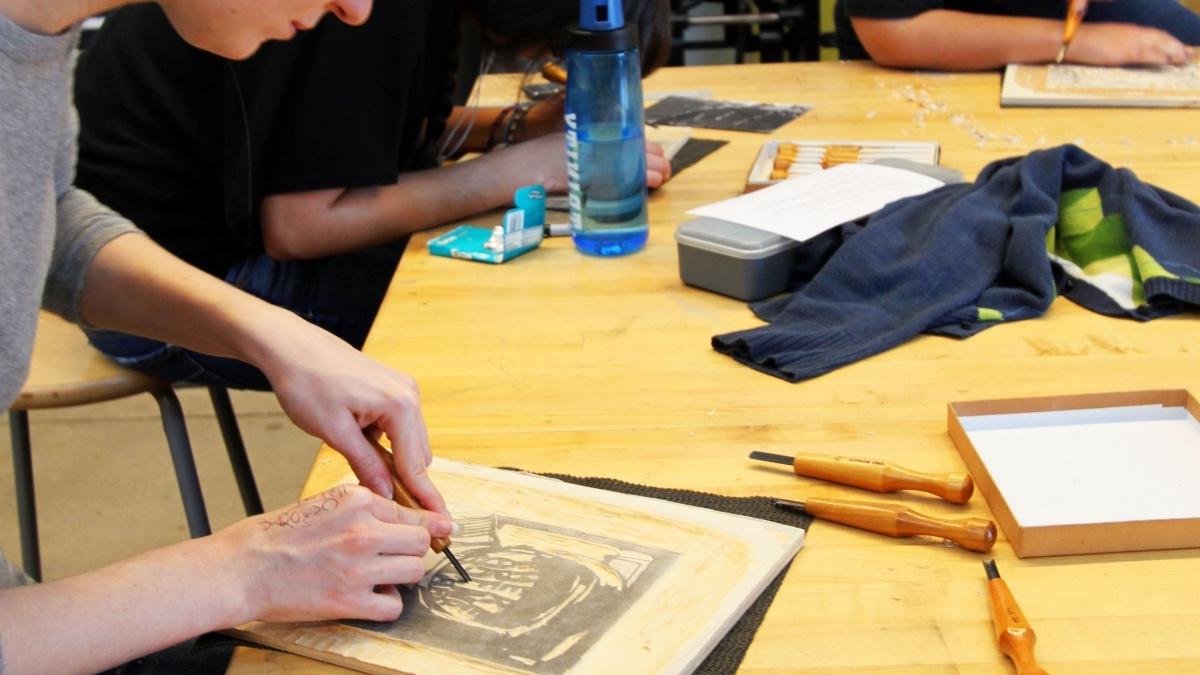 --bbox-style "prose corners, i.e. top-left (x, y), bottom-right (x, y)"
top-left (348, 512), bottom-right (678, 674)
